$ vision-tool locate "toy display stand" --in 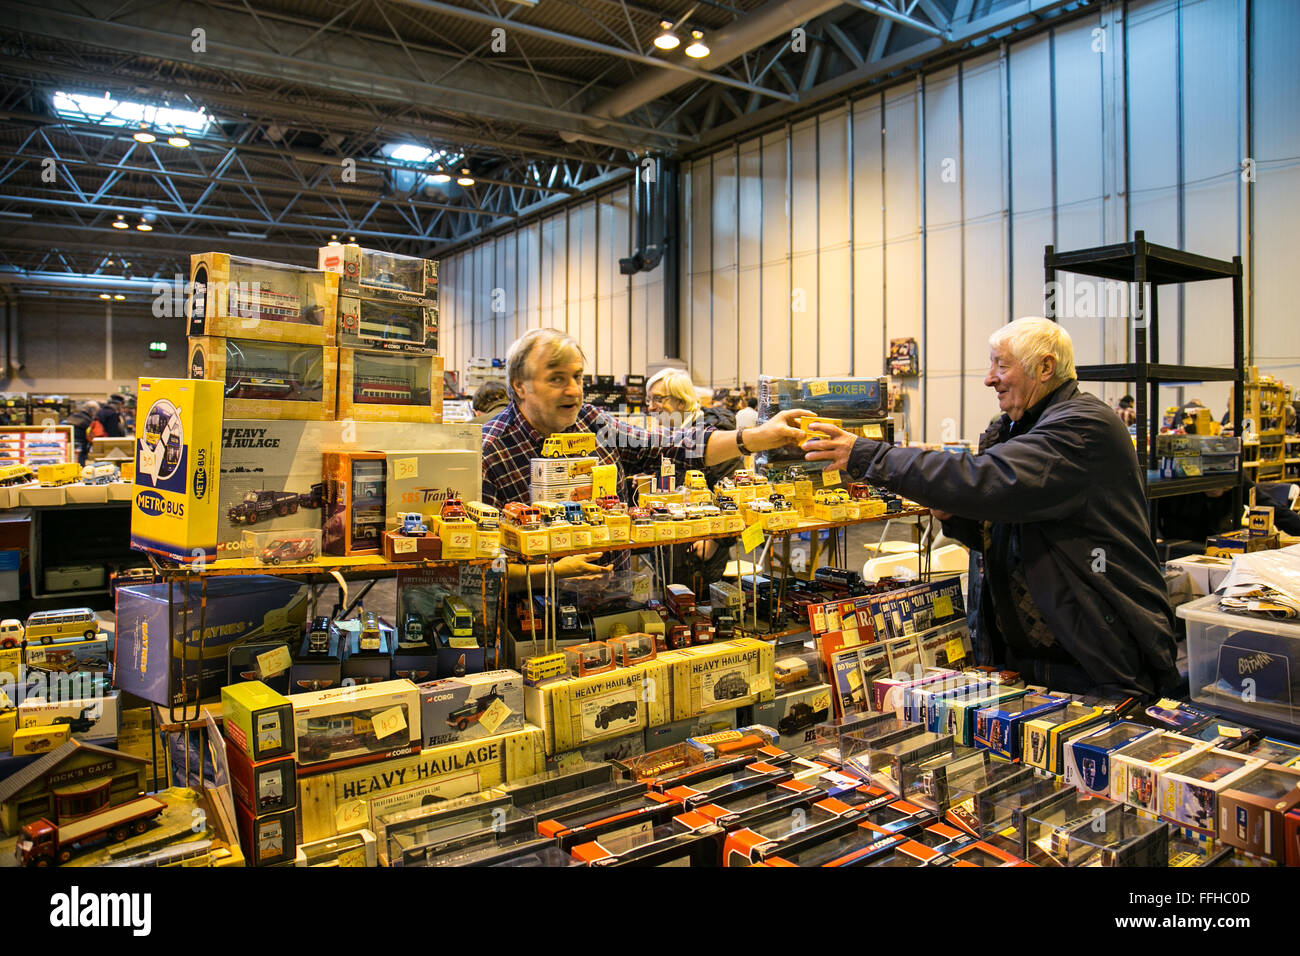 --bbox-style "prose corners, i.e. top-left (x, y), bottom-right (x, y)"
top-left (505, 506), bottom-right (933, 650)
top-left (139, 551), bottom-right (506, 794)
